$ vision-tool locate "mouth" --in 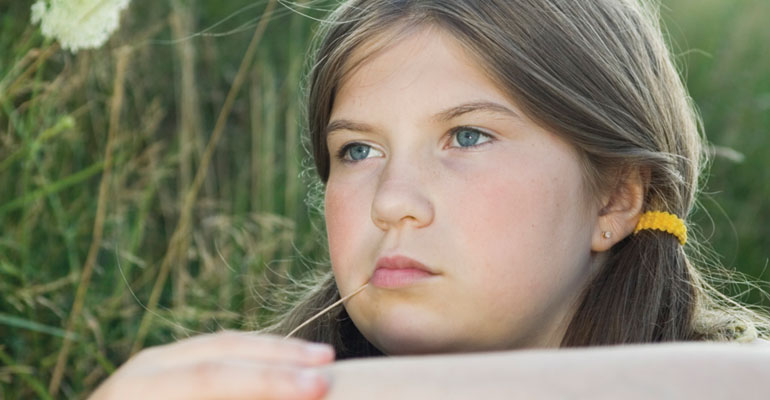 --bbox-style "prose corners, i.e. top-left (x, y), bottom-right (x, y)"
top-left (371, 254), bottom-right (438, 289)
